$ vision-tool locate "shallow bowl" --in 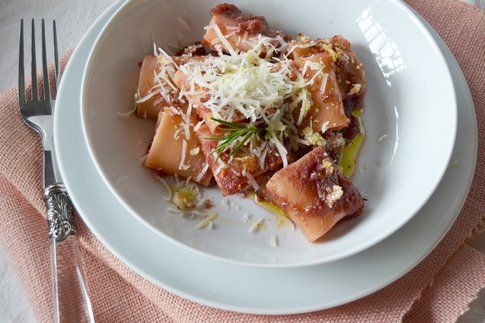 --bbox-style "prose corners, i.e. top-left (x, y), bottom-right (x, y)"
top-left (81, 0), bottom-right (456, 267)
